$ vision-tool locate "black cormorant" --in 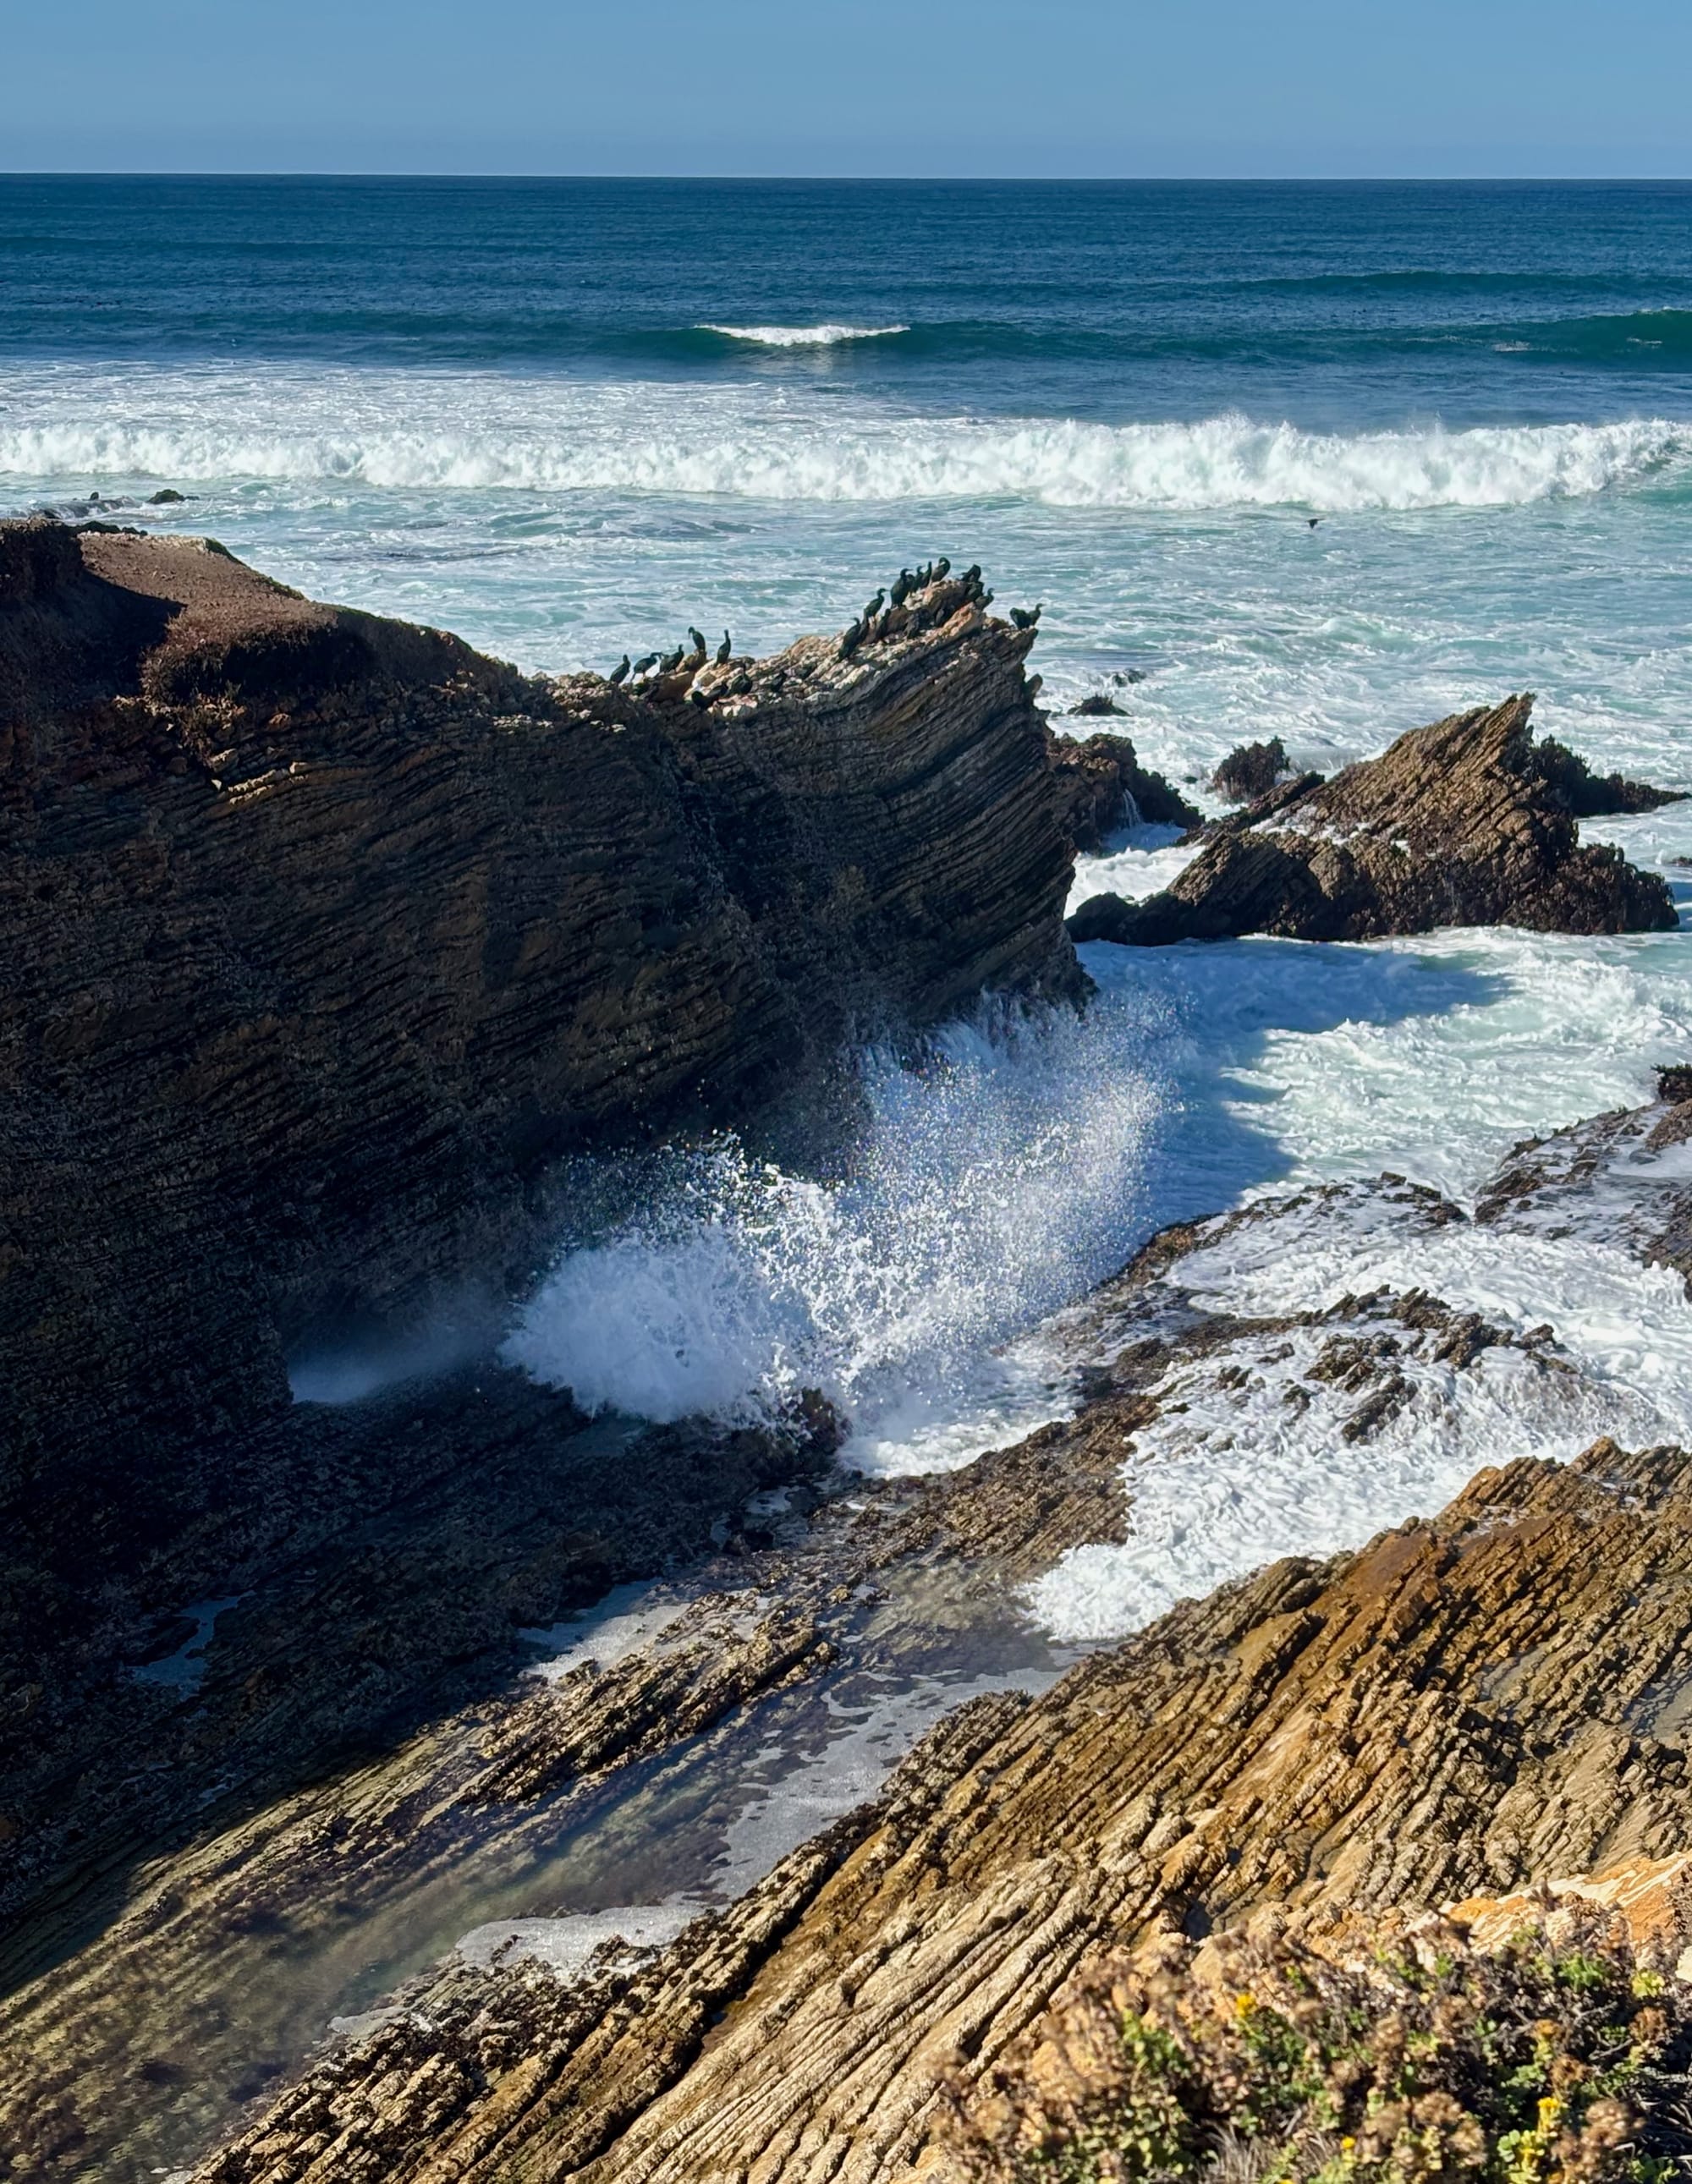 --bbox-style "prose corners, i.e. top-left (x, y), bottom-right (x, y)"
top-left (716, 631), bottom-right (732, 665)
top-left (609, 655), bottom-right (631, 685)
